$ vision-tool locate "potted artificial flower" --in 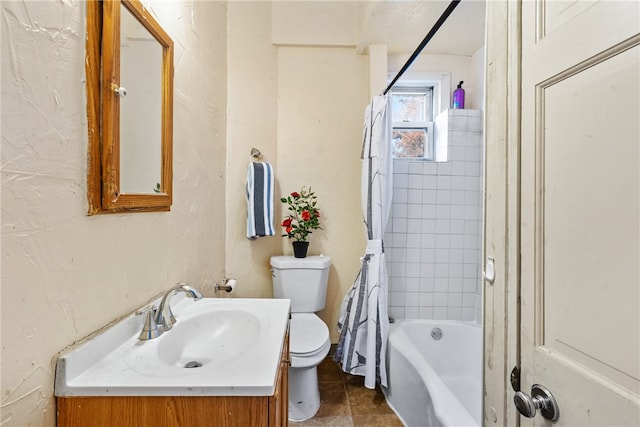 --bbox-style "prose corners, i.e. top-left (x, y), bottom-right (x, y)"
top-left (281, 187), bottom-right (321, 258)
